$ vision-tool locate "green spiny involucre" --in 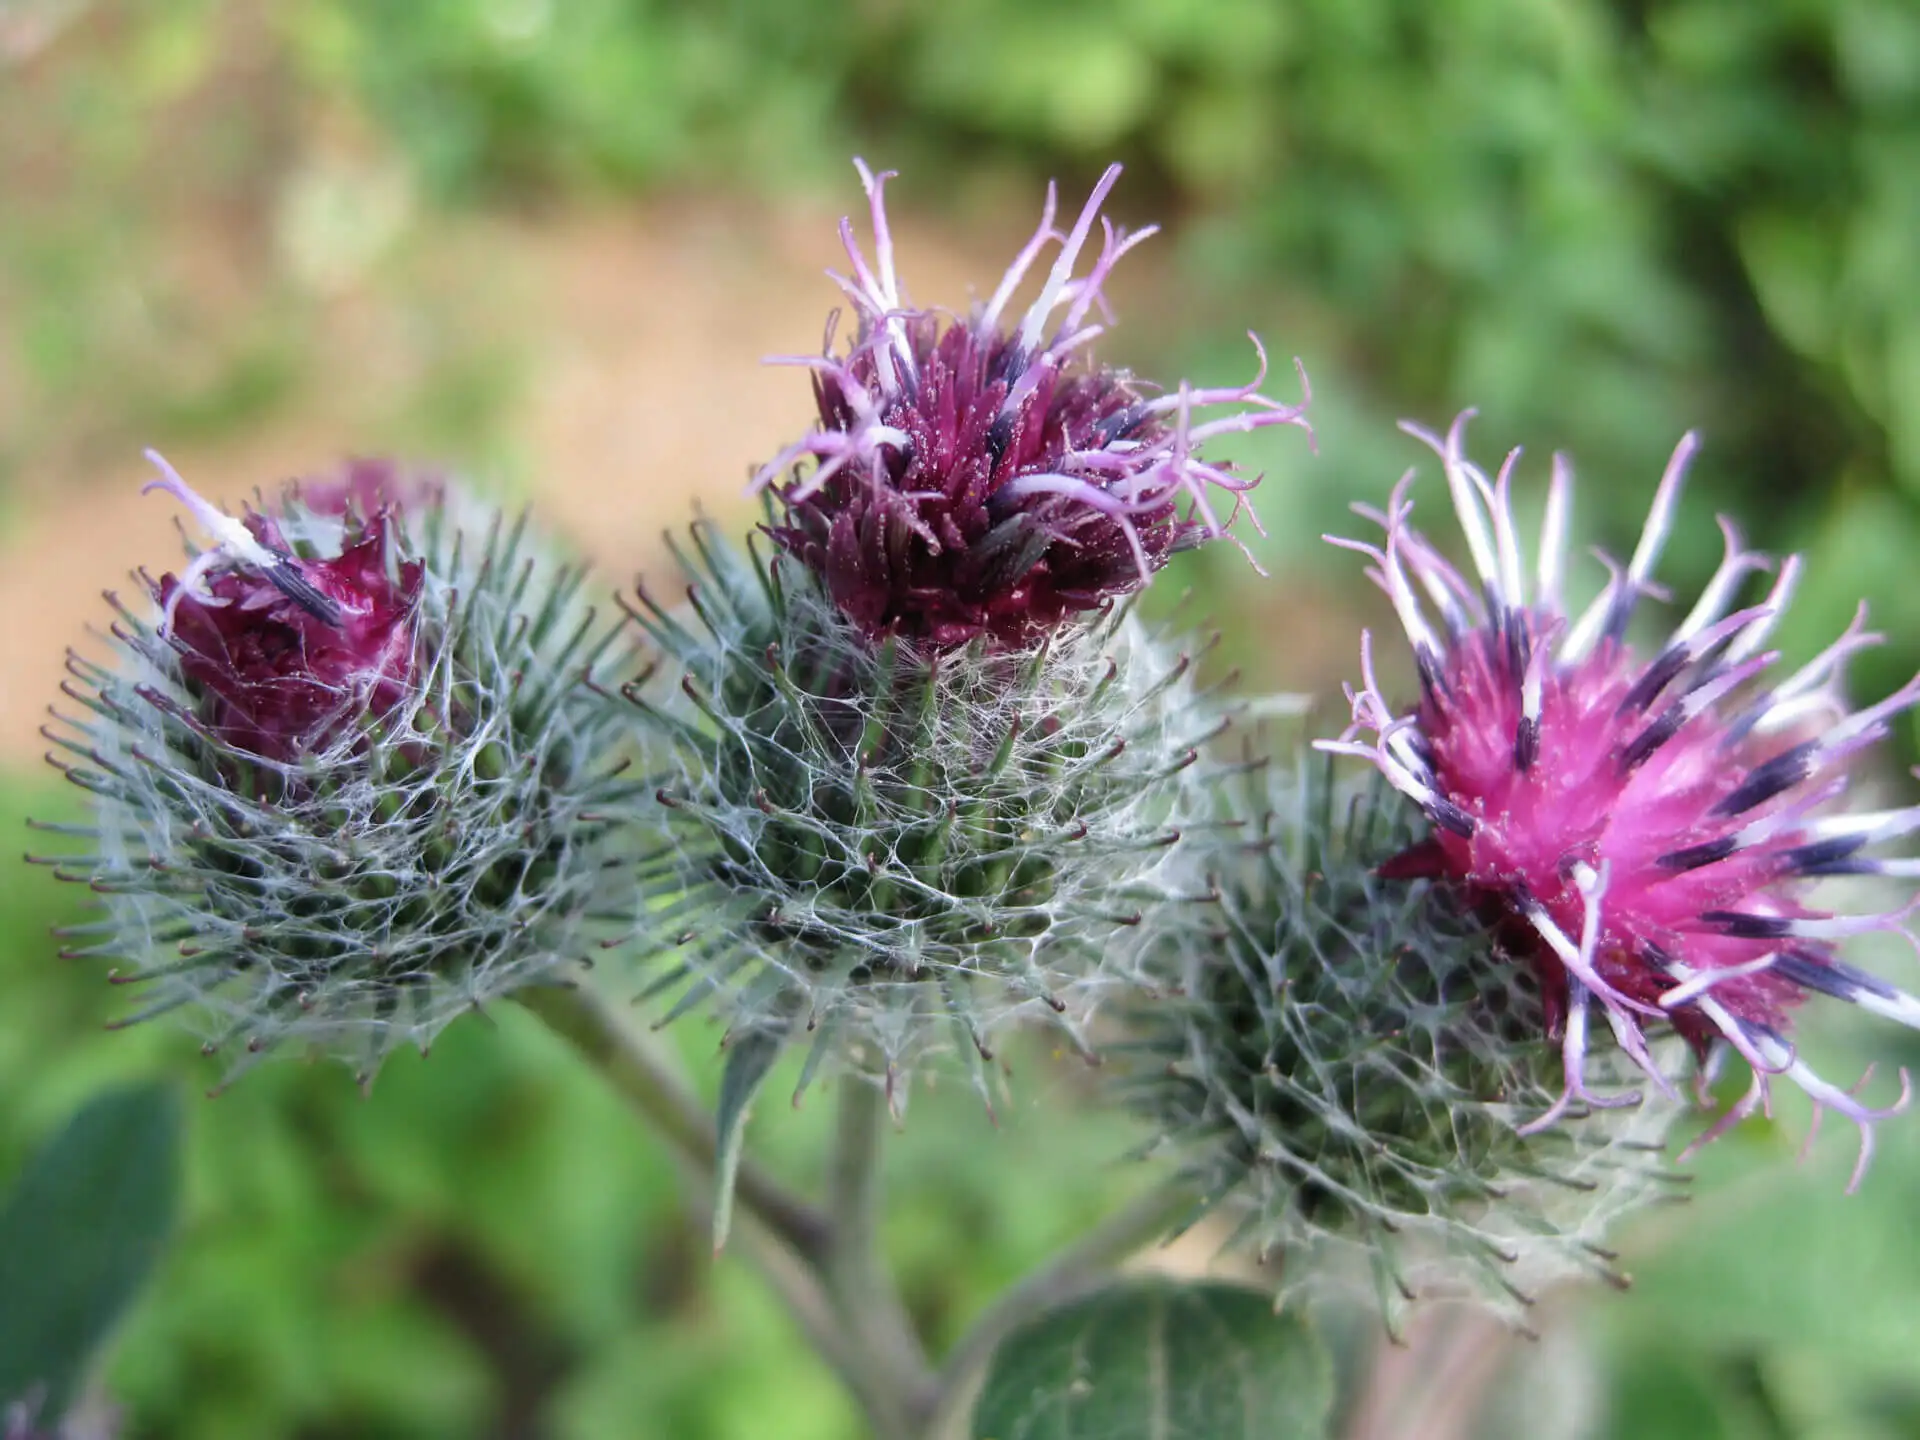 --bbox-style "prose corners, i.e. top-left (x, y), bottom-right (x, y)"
top-left (37, 459), bottom-right (638, 1085)
top-left (618, 525), bottom-right (1223, 1097)
top-left (1116, 749), bottom-right (1687, 1328)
